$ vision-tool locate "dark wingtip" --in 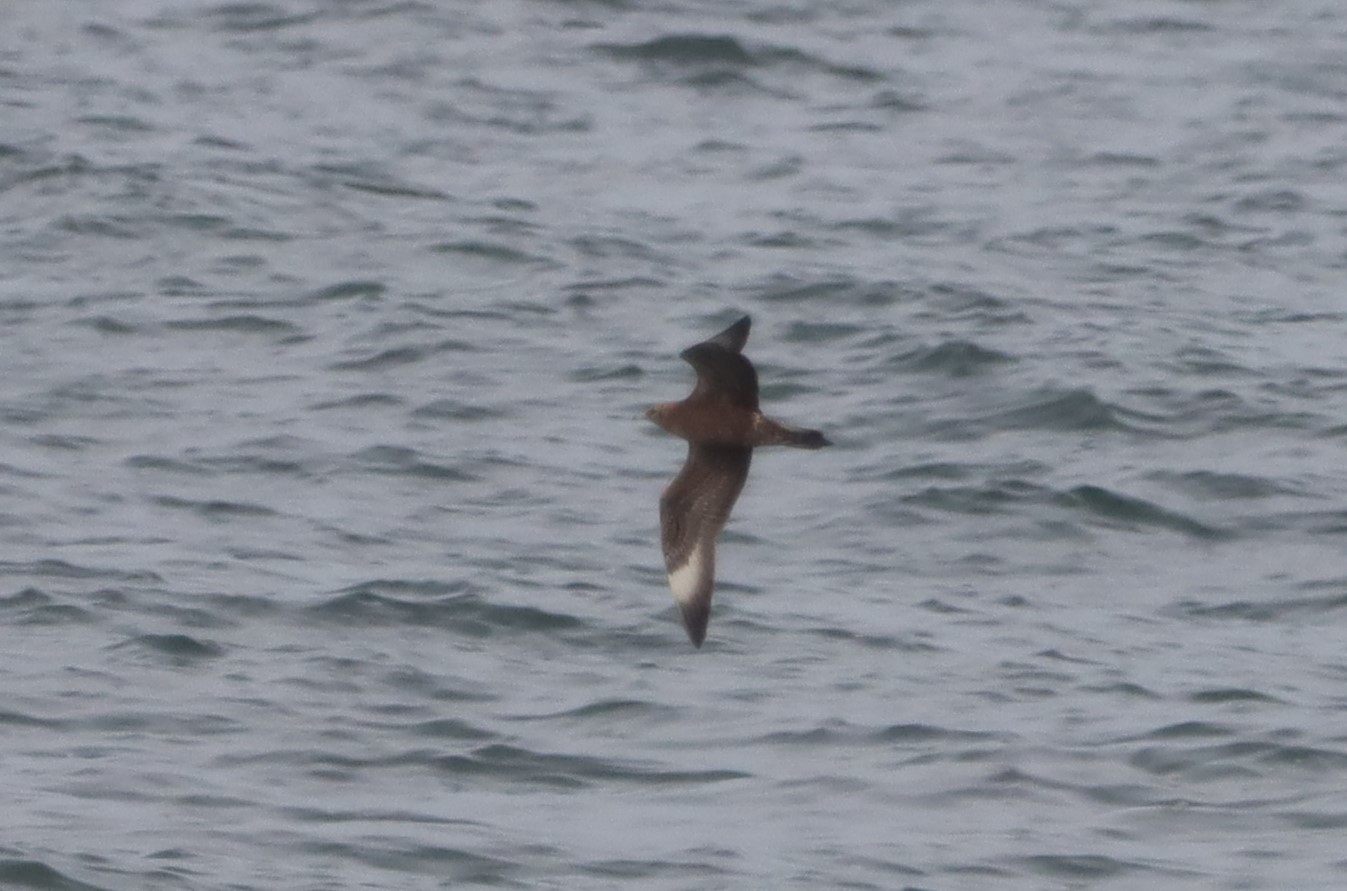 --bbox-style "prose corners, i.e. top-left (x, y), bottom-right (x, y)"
top-left (679, 601), bottom-right (710, 648)
top-left (793, 429), bottom-right (831, 449)
top-left (708, 315), bottom-right (751, 354)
